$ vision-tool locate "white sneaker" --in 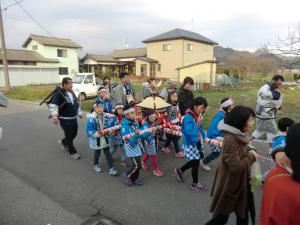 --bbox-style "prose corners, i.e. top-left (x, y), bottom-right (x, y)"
top-left (200, 160), bottom-right (211, 171)
top-left (70, 153), bottom-right (81, 160)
